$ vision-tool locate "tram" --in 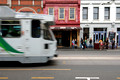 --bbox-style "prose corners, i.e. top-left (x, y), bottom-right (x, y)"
top-left (0, 6), bottom-right (57, 63)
